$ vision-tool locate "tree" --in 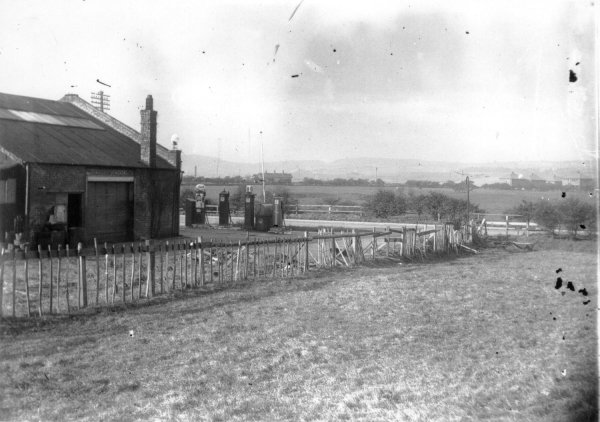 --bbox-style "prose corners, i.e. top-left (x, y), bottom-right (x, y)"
top-left (557, 198), bottom-right (596, 237)
top-left (365, 189), bottom-right (398, 218)
top-left (534, 201), bottom-right (560, 235)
